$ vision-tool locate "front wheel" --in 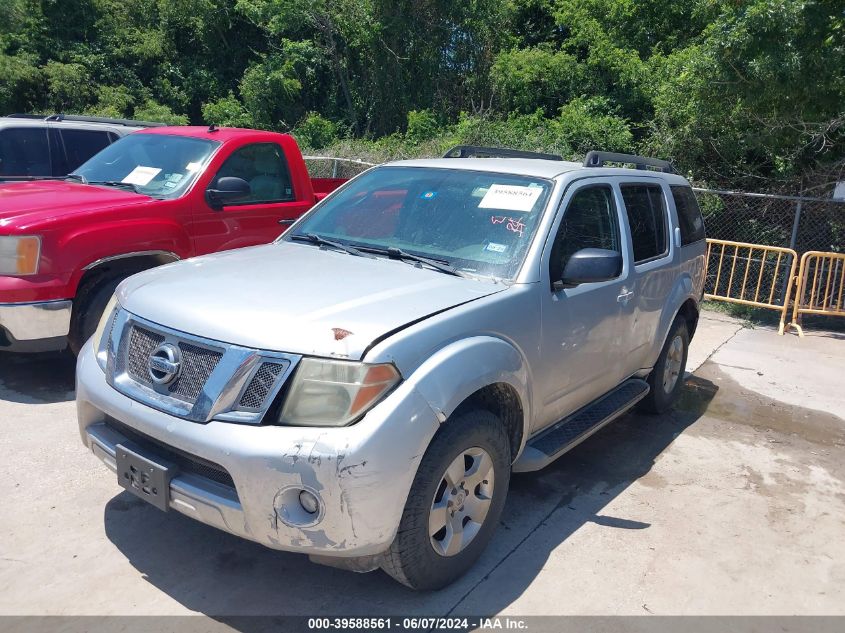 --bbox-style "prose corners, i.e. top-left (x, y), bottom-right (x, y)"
top-left (381, 409), bottom-right (511, 590)
top-left (639, 316), bottom-right (689, 414)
